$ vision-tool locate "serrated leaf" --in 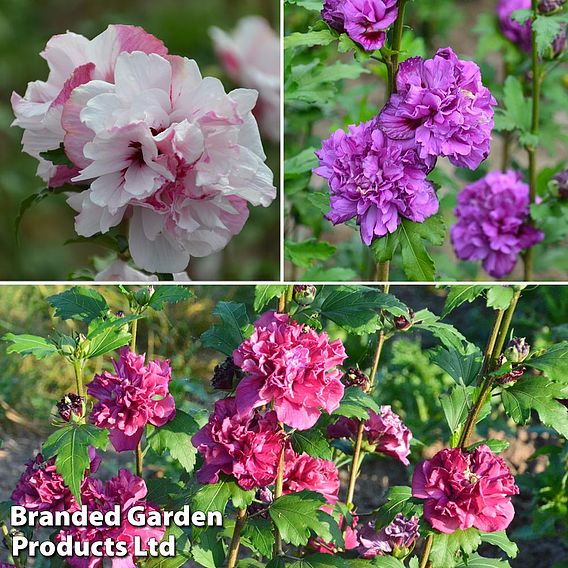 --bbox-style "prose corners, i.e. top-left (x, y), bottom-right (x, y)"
top-left (288, 555), bottom-right (350, 568)
top-left (430, 528), bottom-right (482, 568)
top-left (442, 286), bottom-right (487, 317)
top-left (191, 526), bottom-right (226, 568)
top-left (3, 333), bottom-right (58, 359)
top-left (525, 342), bottom-right (568, 383)
top-left (479, 531), bottom-right (518, 558)
top-left (414, 309), bottom-right (469, 352)
top-left (284, 30), bottom-right (336, 49)
top-left (42, 424), bottom-right (109, 505)
top-left (441, 385), bottom-right (470, 434)
top-left (285, 148), bottom-right (319, 178)
top-left (430, 346), bottom-right (483, 386)
top-left (371, 231), bottom-right (400, 263)
top-left (455, 554), bottom-right (511, 568)
top-left (145, 525), bottom-right (192, 568)
top-left (375, 486), bottom-right (414, 526)
top-left (269, 491), bottom-right (339, 547)
top-left (254, 285), bottom-right (289, 312)
top-left (291, 428), bottom-right (333, 460)
top-left (501, 377), bottom-right (568, 437)
top-left (192, 480), bottom-right (232, 520)
top-left (147, 286), bottom-right (193, 310)
top-left (319, 286), bottom-right (409, 334)
top-left (201, 302), bottom-right (249, 356)
top-left (146, 410), bottom-right (199, 473)
top-left (468, 439), bottom-right (510, 454)
top-left (241, 517), bottom-right (275, 558)
top-left (333, 386), bottom-right (381, 420)
top-left (493, 76), bottom-right (532, 135)
top-left (533, 13), bottom-right (567, 55)
top-left (285, 239), bottom-right (336, 268)
top-left (86, 316), bottom-right (139, 359)
top-left (47, 287), bottom-right (109, 323)
top-left (486, 286), bottom-right (515, 310)
top-left (398, 220), bottom-right (435, 281)
top-left (369, 558), bottom-right (405, 568)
